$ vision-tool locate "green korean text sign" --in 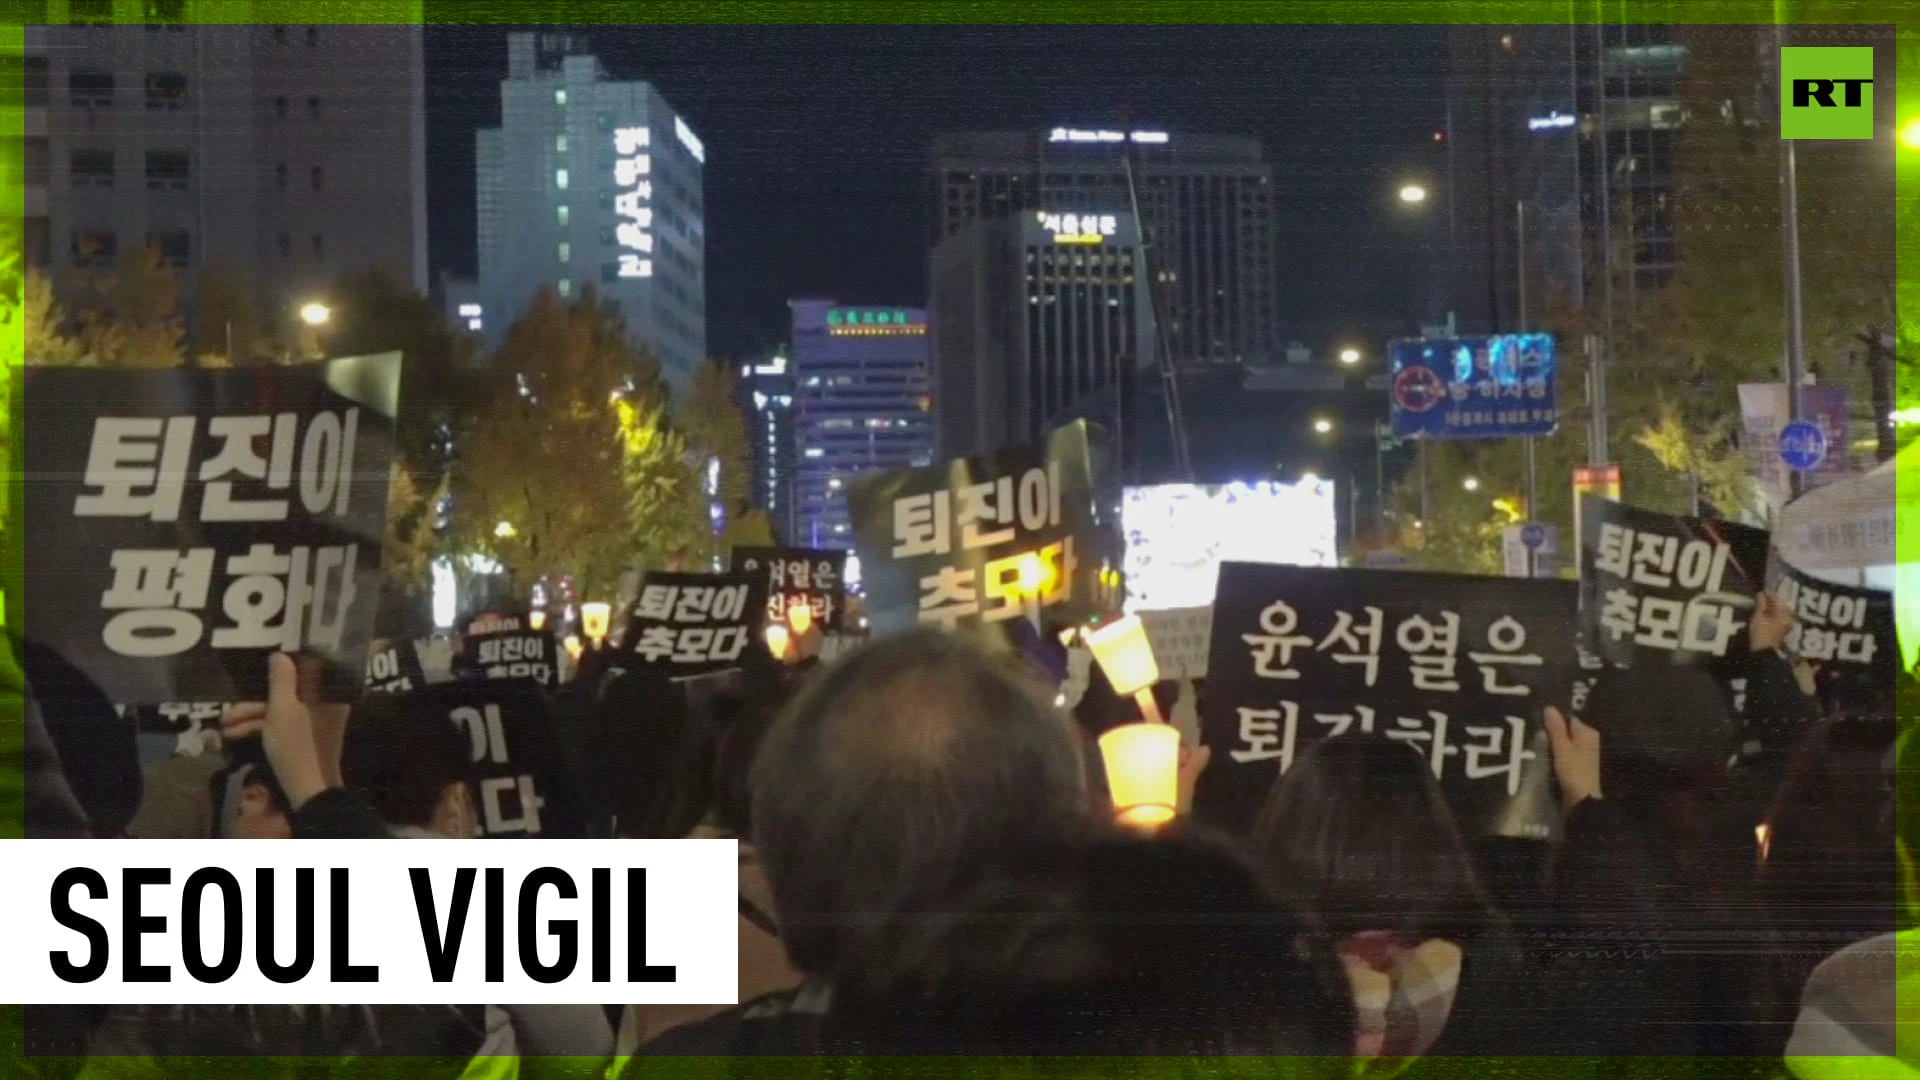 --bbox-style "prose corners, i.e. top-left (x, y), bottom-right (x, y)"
top-left (1780, 45), bottom-right (1875, 139)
